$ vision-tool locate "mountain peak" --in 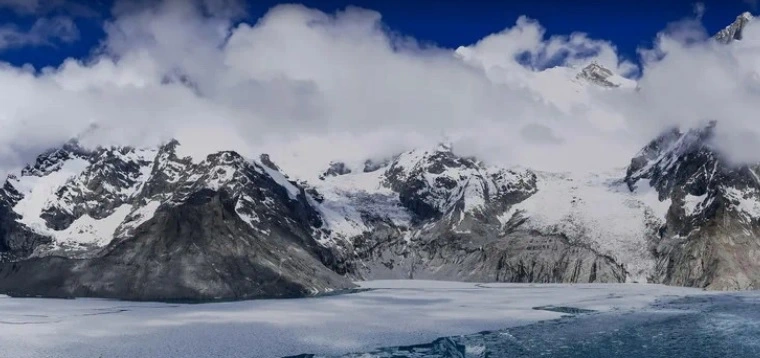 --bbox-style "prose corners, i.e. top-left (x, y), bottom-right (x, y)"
top-left (575, 62), bottom-right (633, 88)
top-left (715, 12), bottom-right (754, 44)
